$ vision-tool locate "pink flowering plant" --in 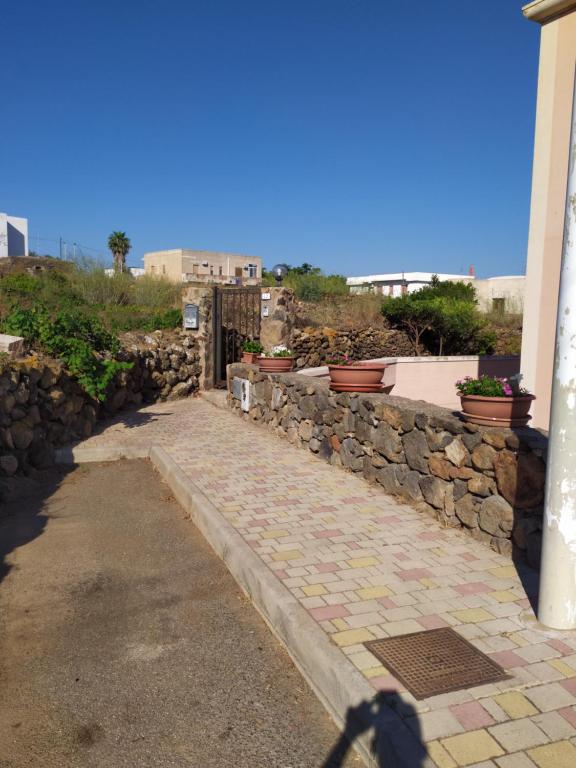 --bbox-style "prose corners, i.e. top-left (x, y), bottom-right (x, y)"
top-left (455, 374), bottom-right (529, 398)
top-left (326, 355), bottom-right (355, 366)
